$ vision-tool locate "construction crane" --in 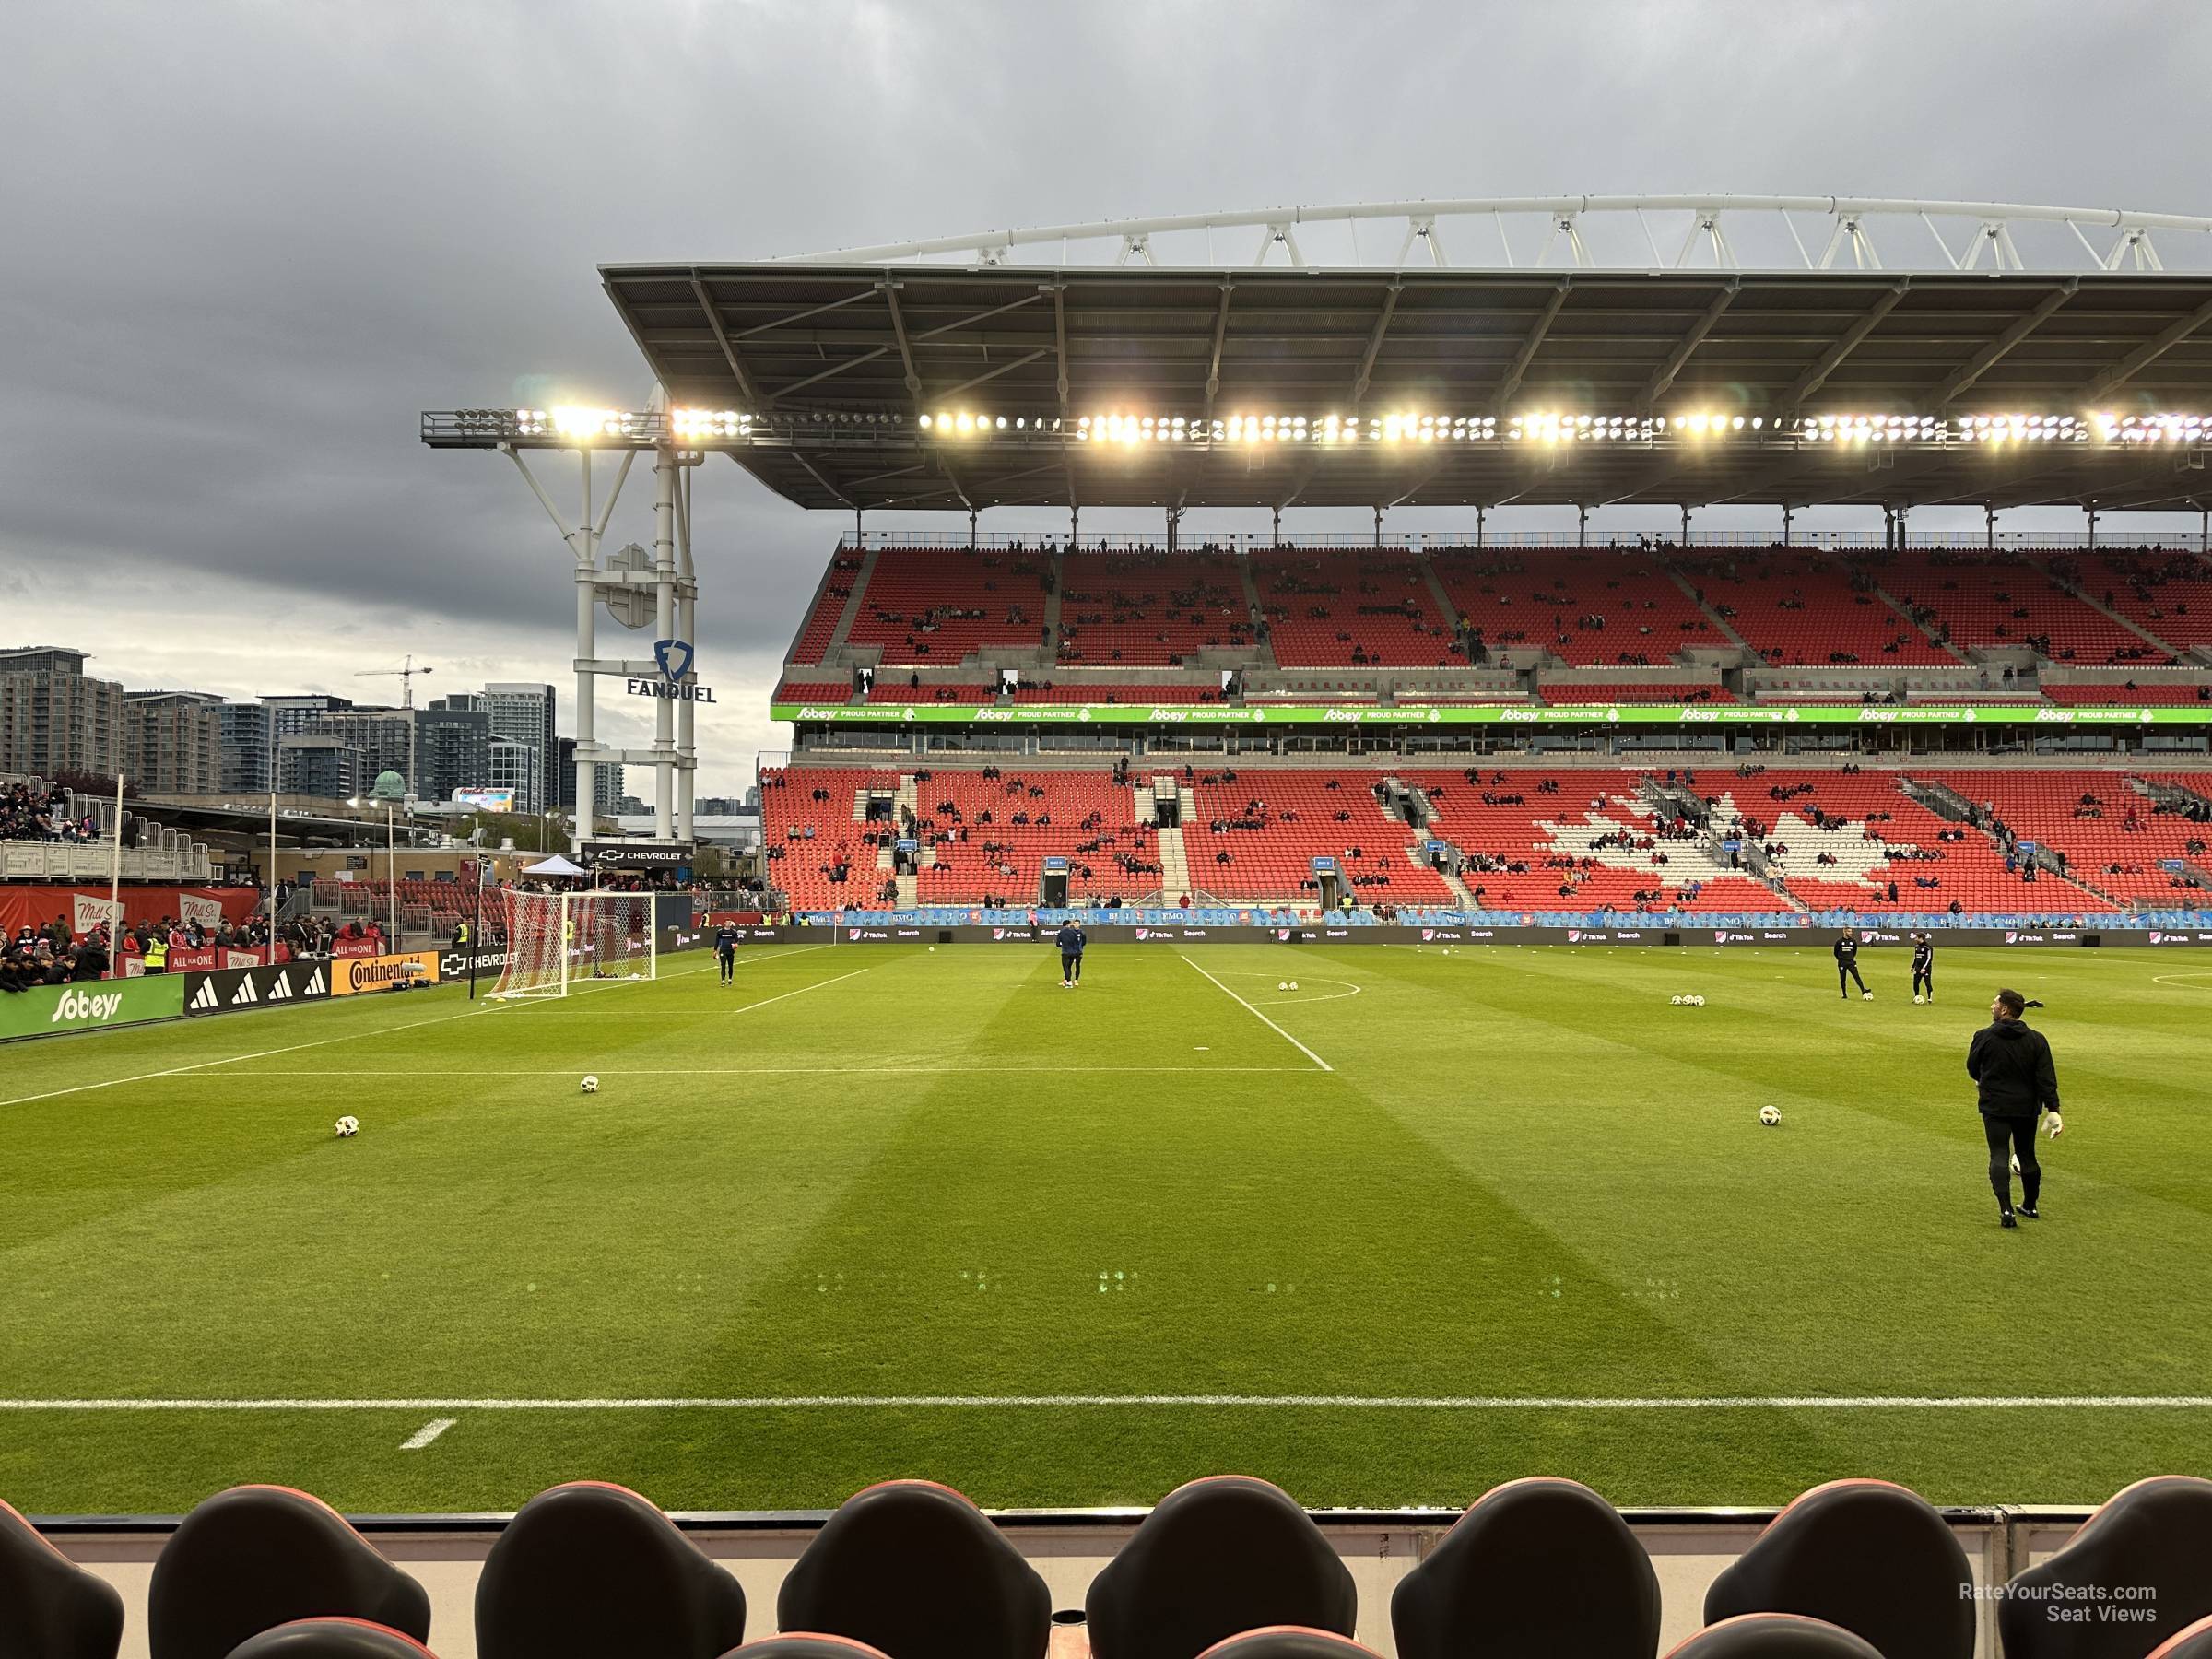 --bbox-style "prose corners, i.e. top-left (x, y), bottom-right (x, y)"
top-left (353, 654), bottom-right (435, 708)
